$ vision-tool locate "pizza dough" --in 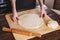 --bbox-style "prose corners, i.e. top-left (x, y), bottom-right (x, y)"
top-left (47, 20), bottom-right (59, 29)
top-left (18, 14), bottom-right (43, 30)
